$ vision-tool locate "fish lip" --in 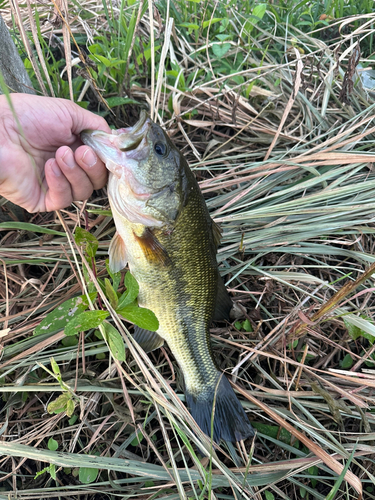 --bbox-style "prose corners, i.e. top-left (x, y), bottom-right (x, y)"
top-left (115, 111), bottom-right (151, 152)
top-left (80, 129), bottom-right (113, 148)
top-left (112, 109), bottom-right (149, 136)
top-left (80, 129), bottom-right (118, 163)
top-left (81, 112), bottom-right (151, 156)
